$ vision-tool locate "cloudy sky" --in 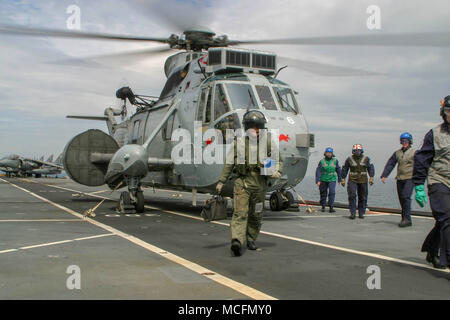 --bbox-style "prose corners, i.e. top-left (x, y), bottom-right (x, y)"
top-left (0, 0), bottom-right (449, 177)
